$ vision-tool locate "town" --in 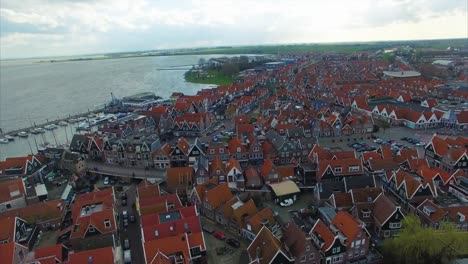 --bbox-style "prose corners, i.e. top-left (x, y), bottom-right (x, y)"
top-left (1, 45), bottom-right (468, 264)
